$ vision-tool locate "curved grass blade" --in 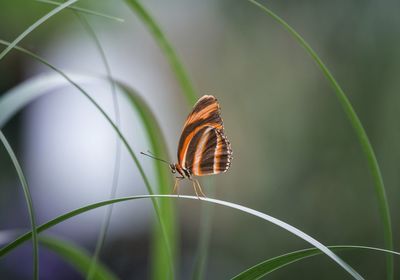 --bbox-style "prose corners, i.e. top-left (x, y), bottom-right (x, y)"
top-left (40, 236), bottom-right (118, 280)
top-left (0, 40), bottom-right (174, 279)
top-left (35, 0), bottom-right (124, 22)
top-left (249, 1), bottom-right (393, 279)
top-left (124, 0), bottom-right (197, 105)
top-left (231, 245), bottom-right (400, 280)
top-left (0, 230), bottom-right (118, 279)
top-left (0, 131), bottom-right (39, 279)
top-left (0, 195), bottom-right (363, 280)
top-left (0, 0), bottom-right (78, 61)
top-left (0, 73), bottom-right (90, 127)
top-left (72, 15), bottom-right (122, 280)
